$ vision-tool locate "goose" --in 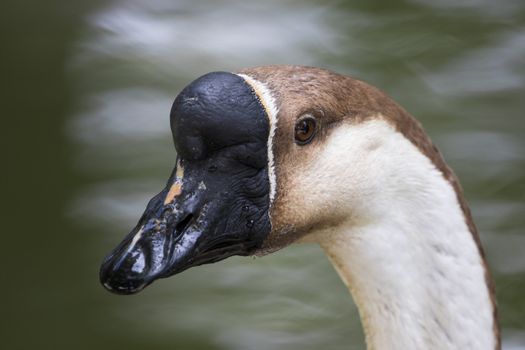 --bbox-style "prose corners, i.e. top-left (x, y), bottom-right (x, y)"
top-left (100, 65), bottom-right (500, 350)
